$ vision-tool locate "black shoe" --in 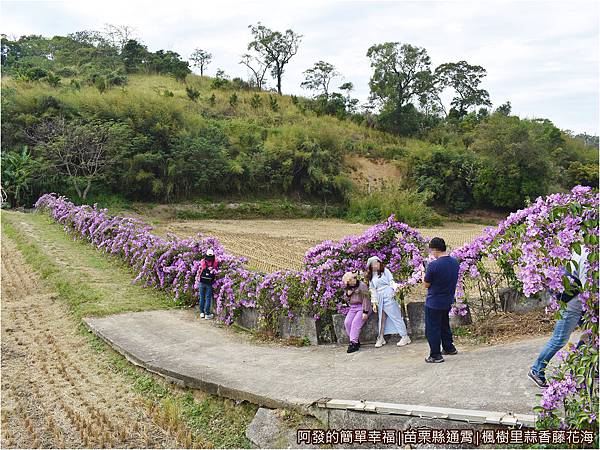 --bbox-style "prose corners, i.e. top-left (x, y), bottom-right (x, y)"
top-left (425, 356), bottom-right (445, 363)
top-left (528, 369), bottom-right (548, 388)
top-left (347, 342), bottom-right (360, 353)
top-left (442, 348), bottom-right (458, 355)
top-left (357, 340), bottom-right (361, 348)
